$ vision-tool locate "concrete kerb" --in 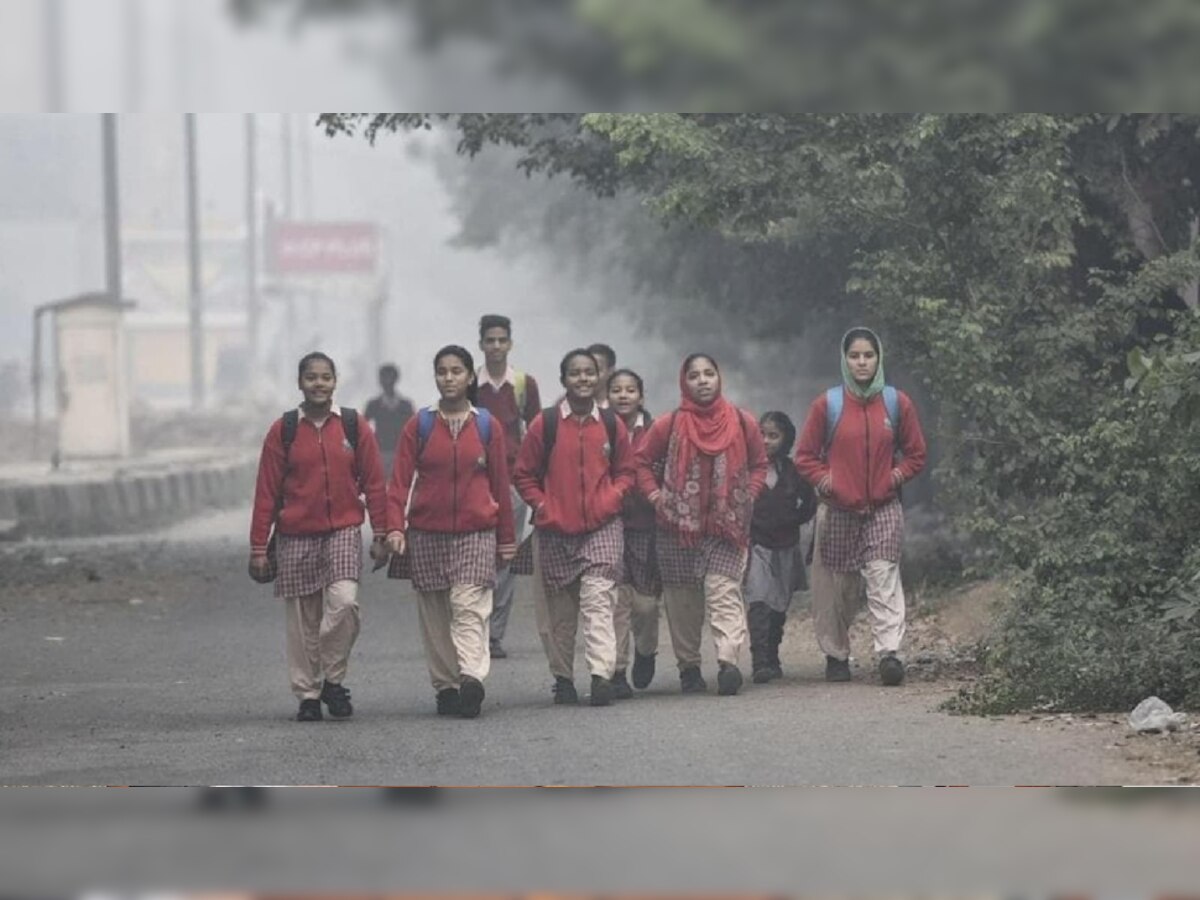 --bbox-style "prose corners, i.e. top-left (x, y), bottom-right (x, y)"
top-left (0, 451), bottom-right (258, 539)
